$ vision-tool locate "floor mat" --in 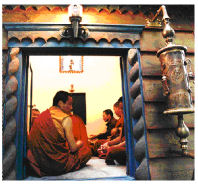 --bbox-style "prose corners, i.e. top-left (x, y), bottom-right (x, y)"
top-left (26, 157), bottom-right (126, 180)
